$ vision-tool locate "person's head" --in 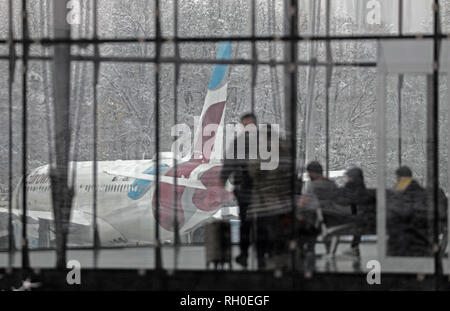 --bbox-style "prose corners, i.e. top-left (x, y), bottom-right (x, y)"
top-left (345, 167), bottom-right (364, 185)
top-left (396, 166), bottom-right (412, 181)
top-left (306, 161), bottom-right (323, 181)
top-left (240, 112), bottom-right (257, 127)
